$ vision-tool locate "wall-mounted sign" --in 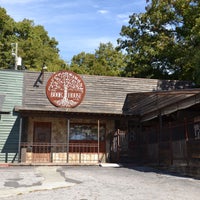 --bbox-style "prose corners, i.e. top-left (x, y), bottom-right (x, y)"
top-left (46, 70), bottom-right (85, 108)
